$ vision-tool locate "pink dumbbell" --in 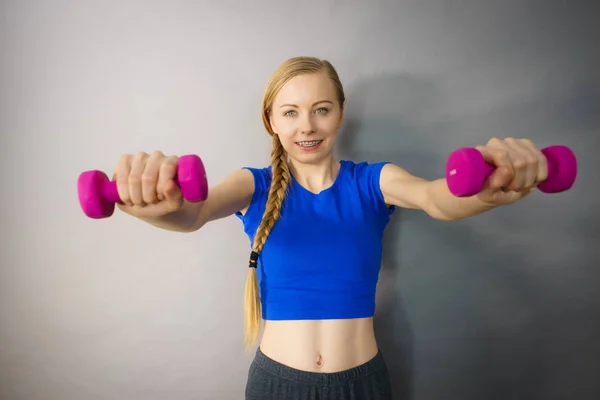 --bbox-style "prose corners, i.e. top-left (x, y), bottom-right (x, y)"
top-left (77, 154), bottom-right (208, 219)
top-left (446, 145), bottom-right (577, 197)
